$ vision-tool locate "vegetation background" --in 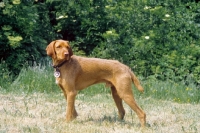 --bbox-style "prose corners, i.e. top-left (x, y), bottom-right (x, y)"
top-left (0, 0), bottom-right (200, 84)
